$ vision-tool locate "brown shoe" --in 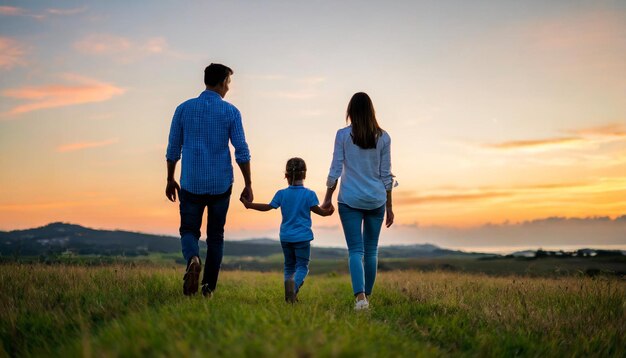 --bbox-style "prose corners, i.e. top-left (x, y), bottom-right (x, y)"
top-left (183, 256), bottom-right (201, 296)
top-left (284, 278), bottom-right (296, 303)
